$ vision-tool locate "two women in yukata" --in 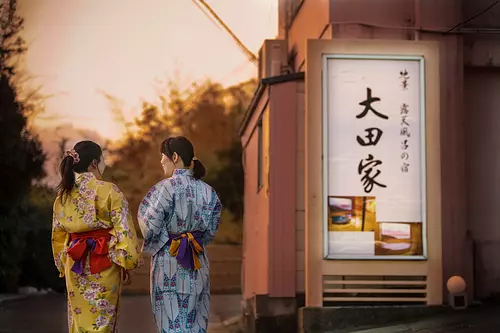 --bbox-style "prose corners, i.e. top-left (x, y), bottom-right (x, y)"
top-left (52, 136), bottom-right (222, 333)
